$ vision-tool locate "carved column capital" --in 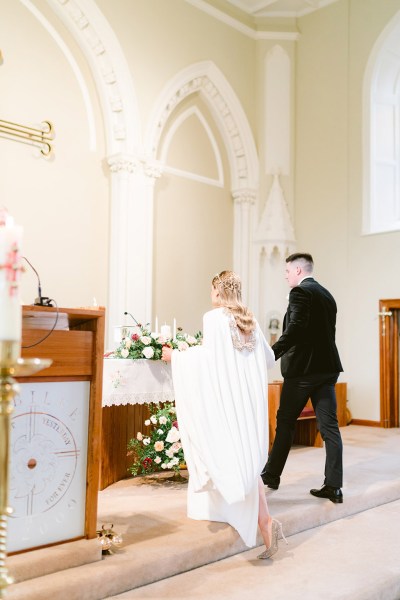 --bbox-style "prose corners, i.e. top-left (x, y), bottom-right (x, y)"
top-left (141, 159), bottom-right (163, 180)
top-left (107, 153), bottom-right (138, 173)
top-left (232, 189), bottom-right (257, 205)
